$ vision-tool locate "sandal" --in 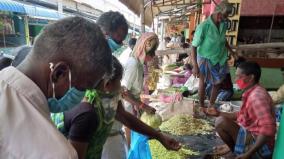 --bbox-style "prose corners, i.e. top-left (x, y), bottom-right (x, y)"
top-left (212, 144), bottom-right (231, 155)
